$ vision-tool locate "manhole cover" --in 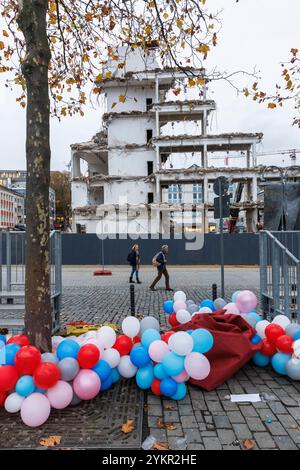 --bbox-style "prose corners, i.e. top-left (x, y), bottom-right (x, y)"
top-left (0, 379), bottom-right (144, 449)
